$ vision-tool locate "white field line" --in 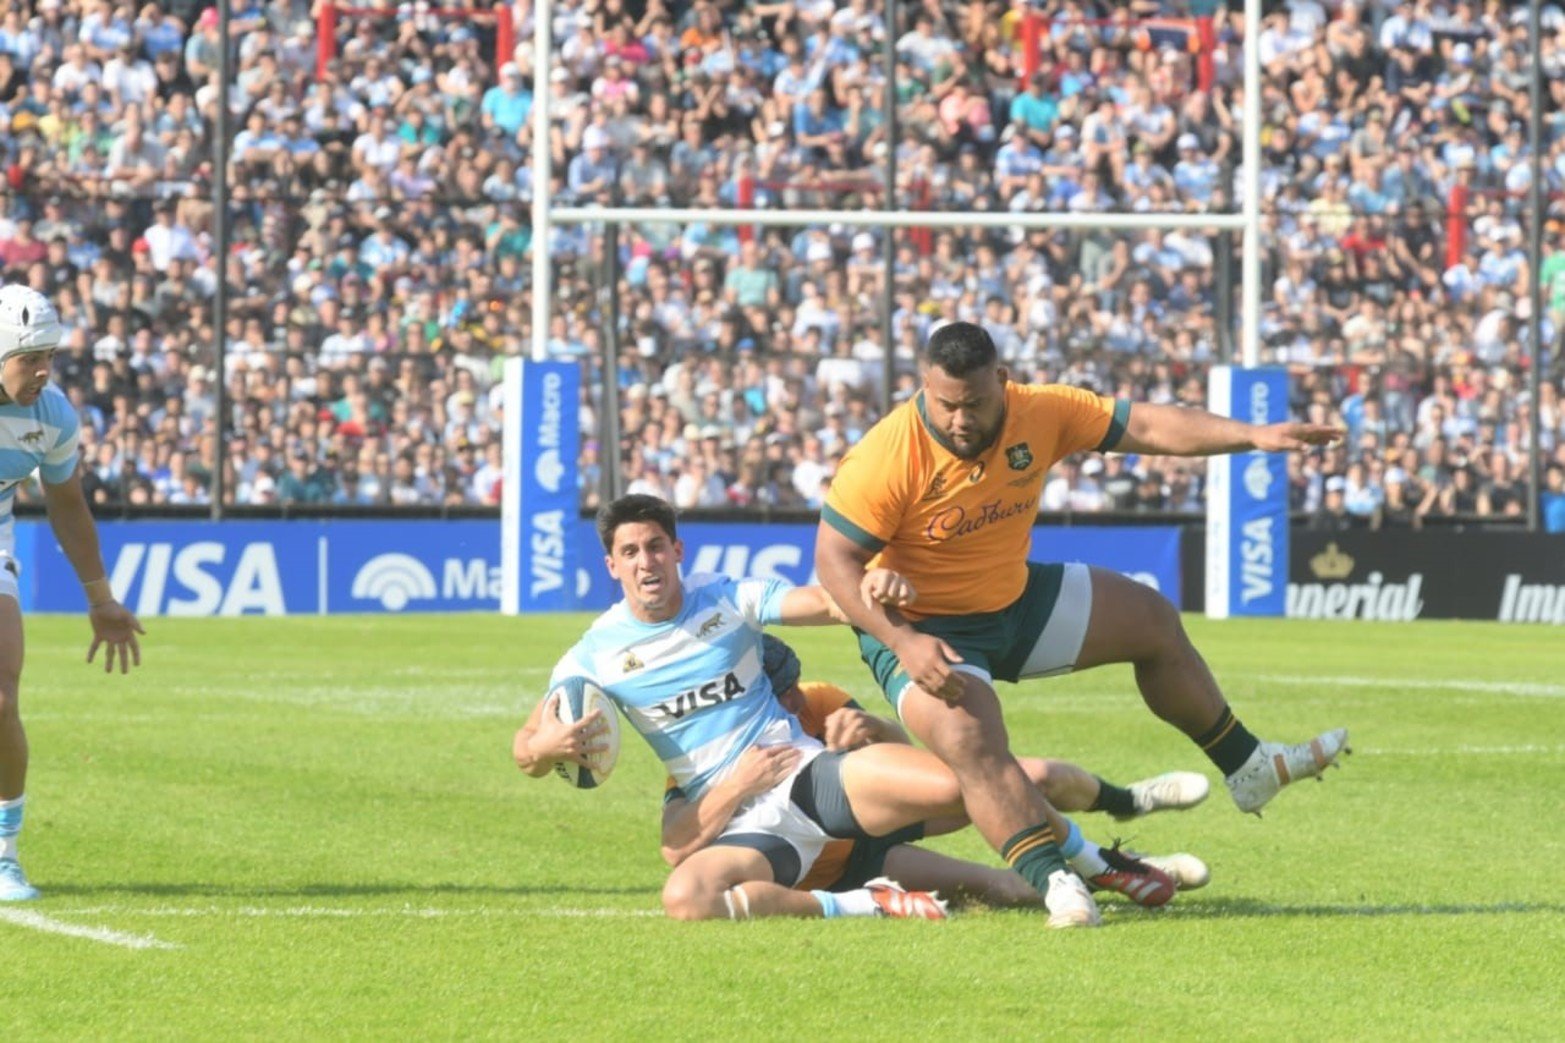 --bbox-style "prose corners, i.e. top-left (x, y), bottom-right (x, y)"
top-left (0, 907), bottom-right (180, 949)
top-left (1357, 744), bottom-right (1565, 757)
top-left (1251, 674), bottom-right (1565, 699)
top-left (166, 683), bottom-right (525, 720)
top-left (52, 904), bottom-right (661, 920)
